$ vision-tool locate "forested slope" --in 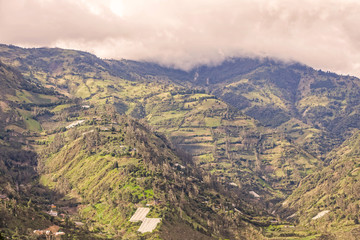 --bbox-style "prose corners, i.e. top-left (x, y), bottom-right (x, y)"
top-left (1, 44), bottom-right (360, 239)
